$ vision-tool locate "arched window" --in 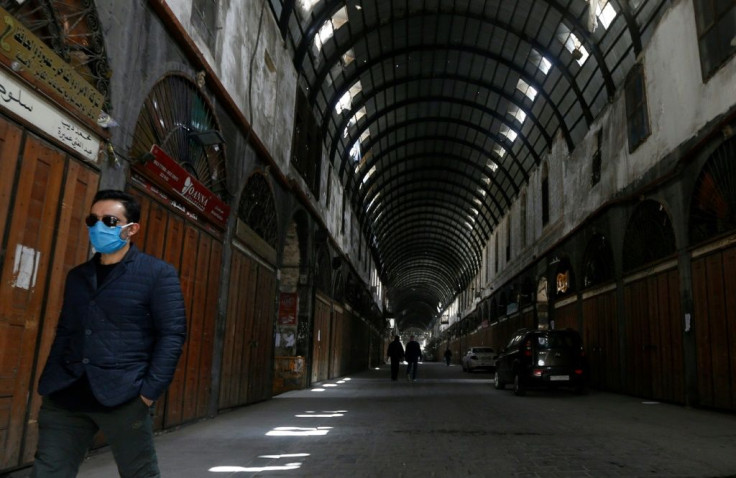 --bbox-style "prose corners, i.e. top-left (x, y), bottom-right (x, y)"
top-left (622, 200), bottom-right (676, 272)
top-left (3, 1), bottom-right (112, 111)
top-left (689, 136), bottom-right (736, 245)
top-left (238, 173), bottom-right (278, 248)
top-left (583, 234), bottom-right (615, 288)
top-left (131, 74), bottom-right (227, 199)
